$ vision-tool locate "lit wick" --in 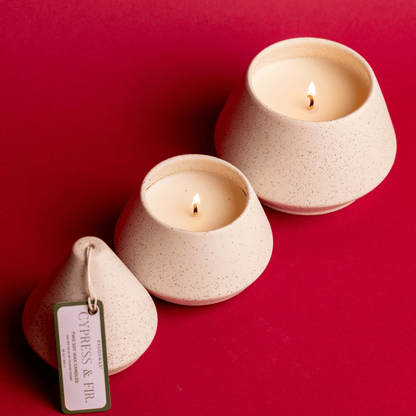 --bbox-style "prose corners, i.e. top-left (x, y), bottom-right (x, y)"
top-left (307, 81), bottom-right (316, 110)
top-left (193, 193), bottom-right (200, 216)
